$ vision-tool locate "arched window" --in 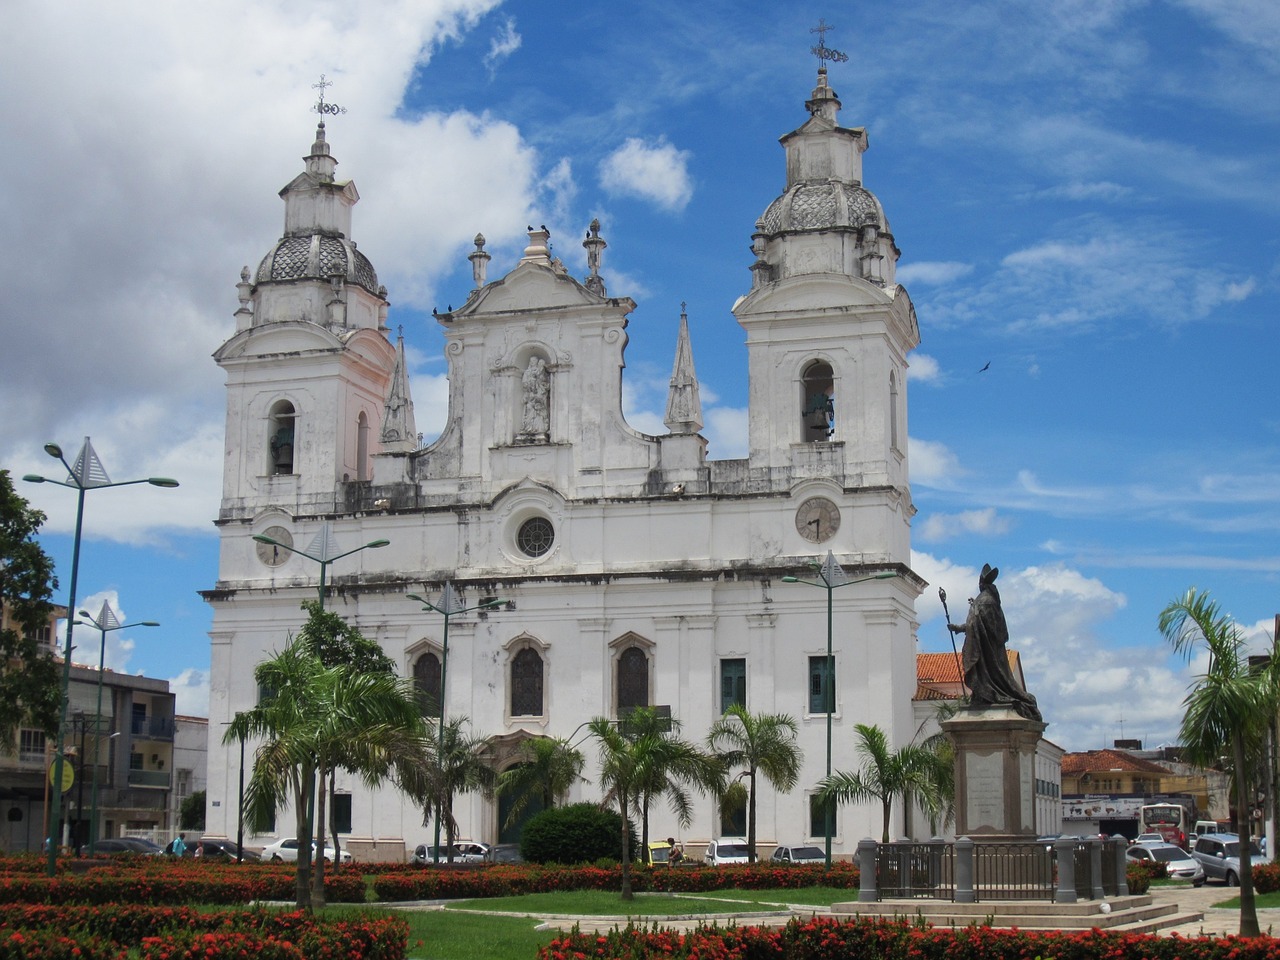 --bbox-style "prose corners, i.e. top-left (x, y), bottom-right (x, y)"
top-left (356, 411), bottom-right (370, 481)
top-left (268, 400), bottom-right (296, 475)
top-left (617, 646), bottom-right (649, 712)
top-left (413, 651), bottom-right (441, 718)
top-left (510, 647), bottom-right (544, 717)
top-left (801, 361), bottom-right (834, 441)
top-left (889, 372), bottom-right (900, 452)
